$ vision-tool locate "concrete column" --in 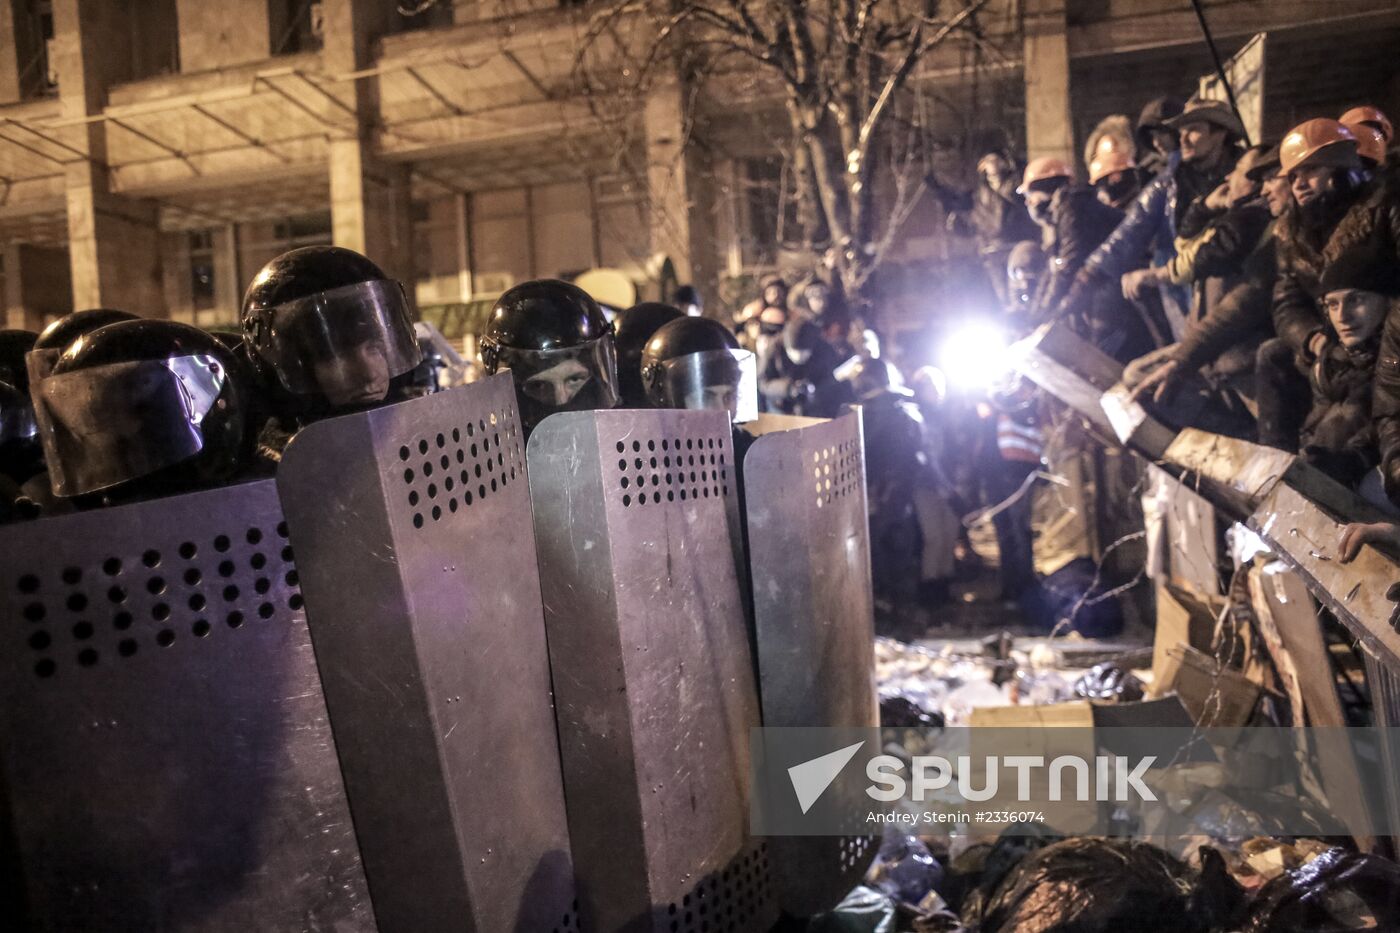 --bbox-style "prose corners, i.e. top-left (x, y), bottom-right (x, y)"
top-left (1022, 0), bottom-right (1075, 167)
top-left (0, 1), bottom-right (23, 104)
top-left (176, 0), bottom-right (275, 70)
top-left (320, 0), bottom-right (415, 298)
top-left (643, 76), bottom-right (718, 304)
top-left (5, 243), bottom-right (74, 330)
top-left (52, 0), bottom-right (166, 315)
